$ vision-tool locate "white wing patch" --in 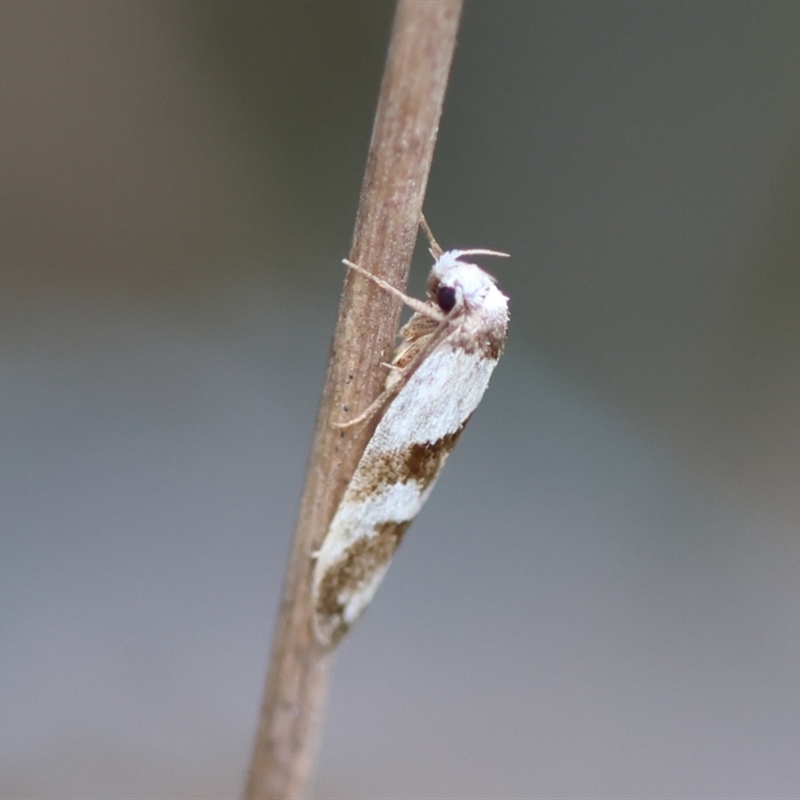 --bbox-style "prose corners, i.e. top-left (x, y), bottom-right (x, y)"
top-left (312, 243), bottom-right (509, 647)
